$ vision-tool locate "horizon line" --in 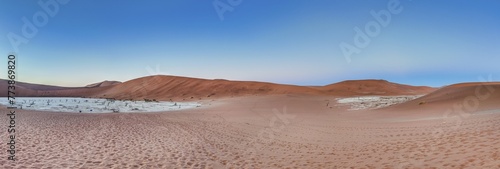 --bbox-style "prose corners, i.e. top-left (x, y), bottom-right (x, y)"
top-left (5, 74), bottom-right (497, 89)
